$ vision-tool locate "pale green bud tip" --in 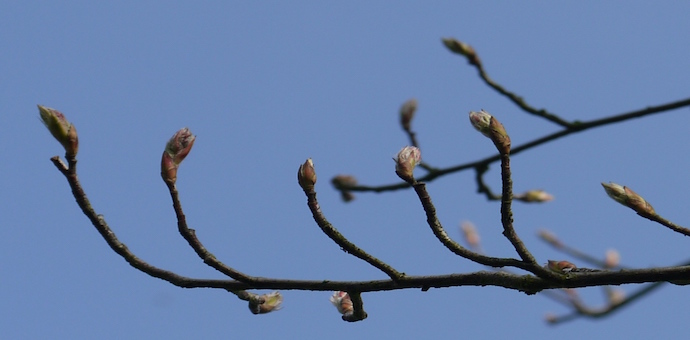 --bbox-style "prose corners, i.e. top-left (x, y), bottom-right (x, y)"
top-left (601, 182), bottom-right (627, 205)
top-left (516, 190), bottom-right (554, 203)
top-left (442, 38), bottom-right (475, 57)
top-left (442, 38), bottom-right (480, 65)
top-left (469, 110), bottom-right (493, 138)
top-left (394, 146), bottom-right (421, 183)
top-left (298, 158), bottom-right (317, 190)
top-left (469, 109), bottom-right (510, 154)
top-left (248, 291), bottom-right (283, 314)
top-left (38, 105), bottom-right (79, 156)
top-left (601, 182), bottom-right (655, 215)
